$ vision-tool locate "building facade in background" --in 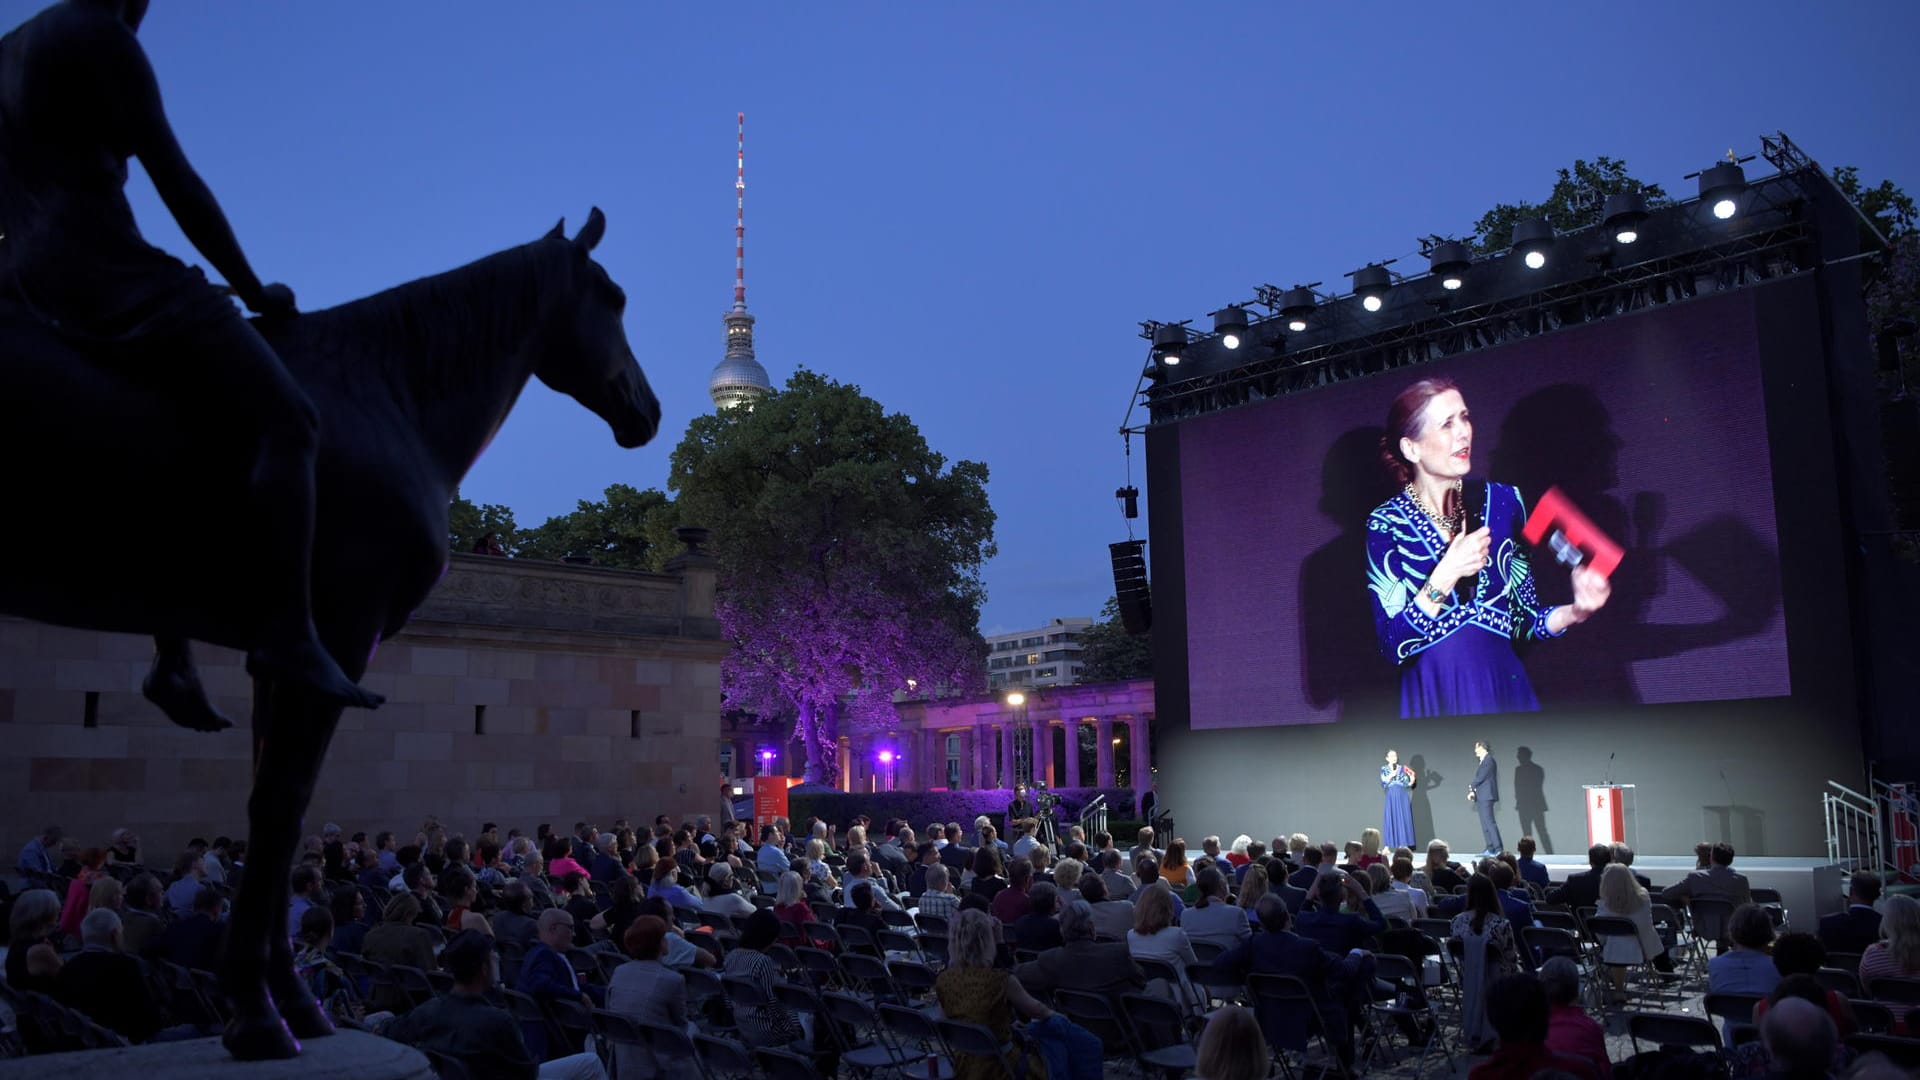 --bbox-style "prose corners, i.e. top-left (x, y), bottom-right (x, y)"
top-left (985, 617), bottom-right (1092, 690)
